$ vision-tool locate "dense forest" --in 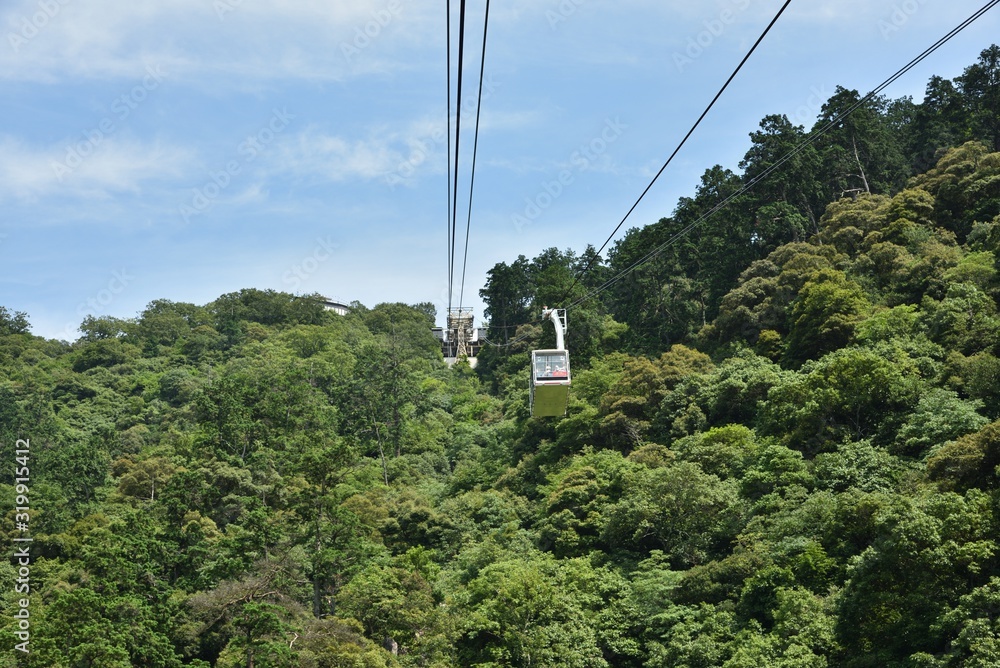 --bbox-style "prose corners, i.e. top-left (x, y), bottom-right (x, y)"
top-left (2, 45), bottom-right (1000, 668)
